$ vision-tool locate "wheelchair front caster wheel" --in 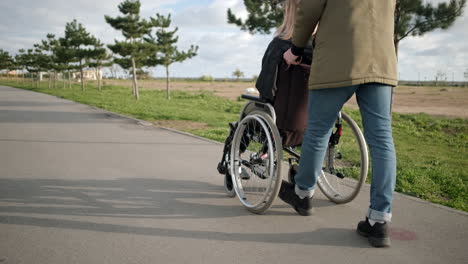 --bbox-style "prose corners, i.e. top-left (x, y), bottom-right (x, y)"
top-left (224, 173), bottom-right (236, 197)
